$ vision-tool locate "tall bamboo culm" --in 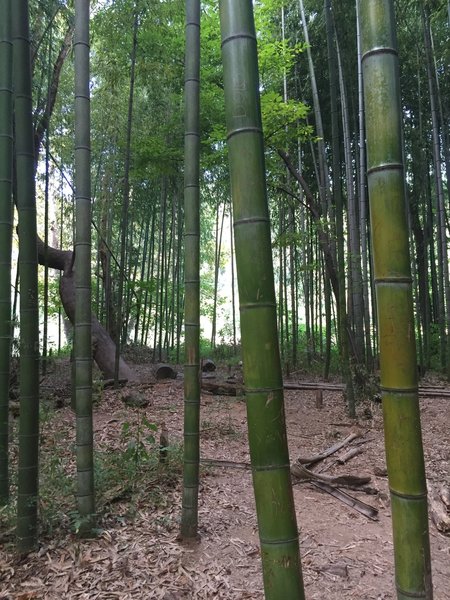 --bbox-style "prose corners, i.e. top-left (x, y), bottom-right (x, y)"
top-left (360, 1), bottom-right (433, 597)
top-left (219, 2), bottom-right (305, 597)
top-left (0, 0), bottom-right (13, 506)
top-left (74, 0), bottom-right (95, 532)
top-left (13, 0), bottom-right (40, 553)
top-left (181, 0), bottom-right (201, 539)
